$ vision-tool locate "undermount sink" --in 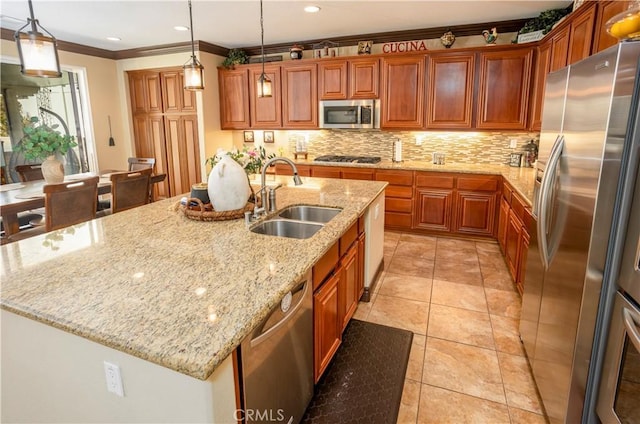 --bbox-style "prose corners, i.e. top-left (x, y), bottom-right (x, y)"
top-left (277, 205), bottom-right (342, 223)
top-left (250, 219), bottom-right (324, 239)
